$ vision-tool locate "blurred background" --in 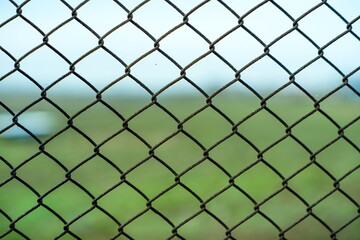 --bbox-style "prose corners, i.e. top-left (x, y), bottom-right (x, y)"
top-left (0, 0), bottom-right (359, 239)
